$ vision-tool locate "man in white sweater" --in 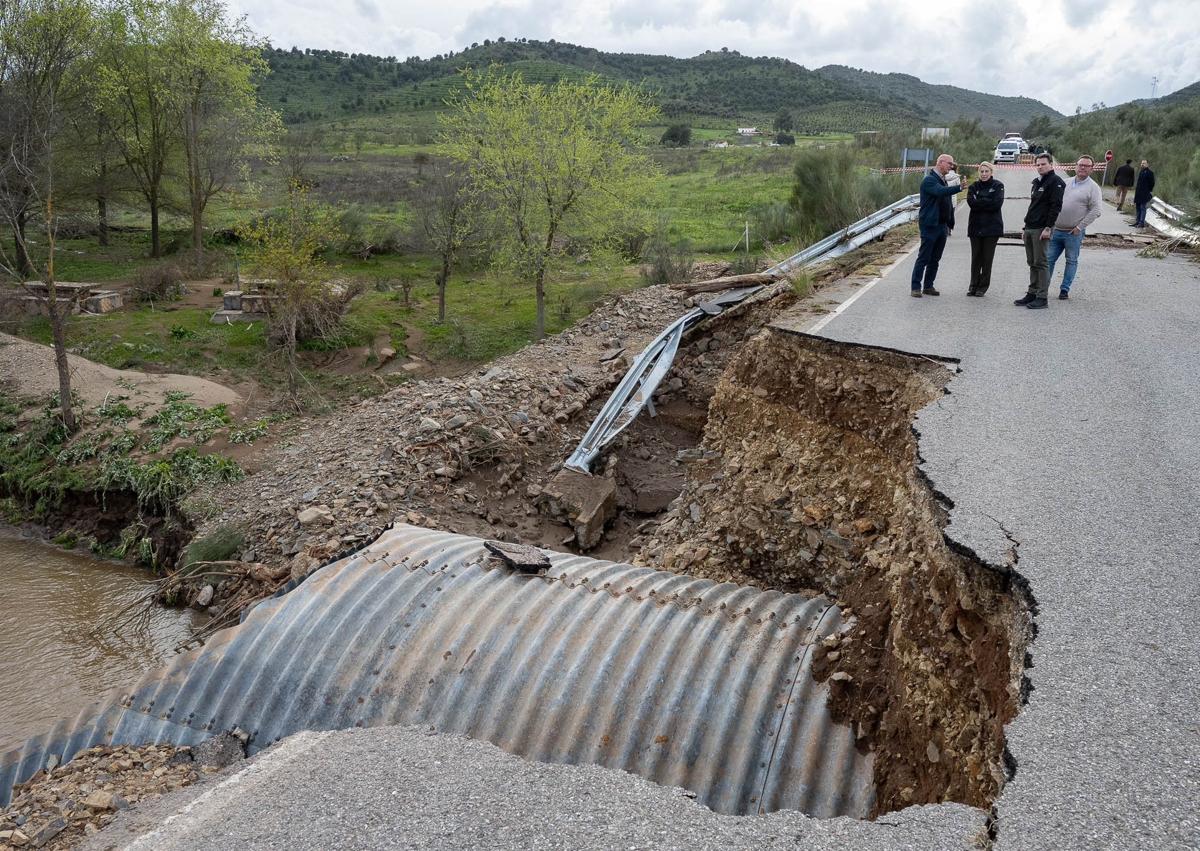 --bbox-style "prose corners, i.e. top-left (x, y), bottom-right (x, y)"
top-left (1048, 155), bottom-right (1103, 299)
